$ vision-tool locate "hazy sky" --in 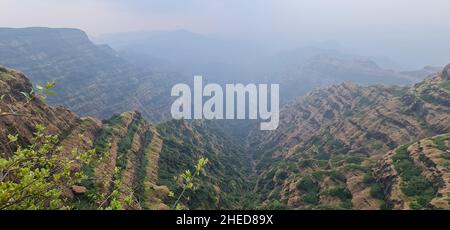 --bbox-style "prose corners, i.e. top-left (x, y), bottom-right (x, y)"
top-left (1, 0), bottom-right (450, 68)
